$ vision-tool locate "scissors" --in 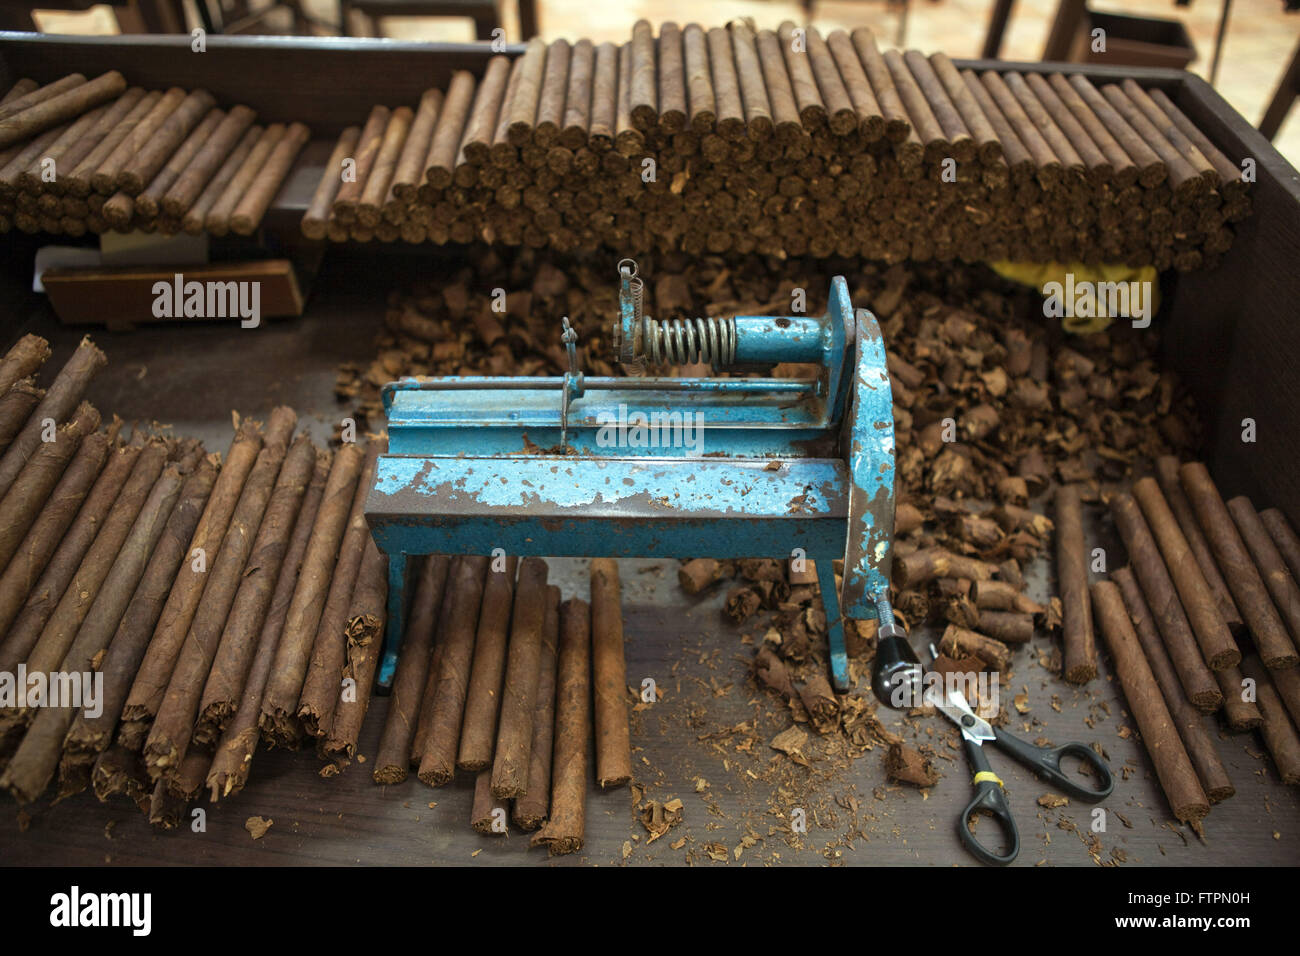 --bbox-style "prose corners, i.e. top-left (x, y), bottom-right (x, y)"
top-left (935, 685), bottom-right (1115, 866)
